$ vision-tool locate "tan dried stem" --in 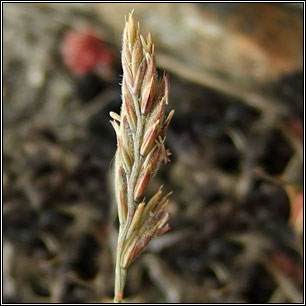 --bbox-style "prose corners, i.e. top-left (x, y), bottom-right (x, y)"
top-left (111, 12), bottom-right (174, 303)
